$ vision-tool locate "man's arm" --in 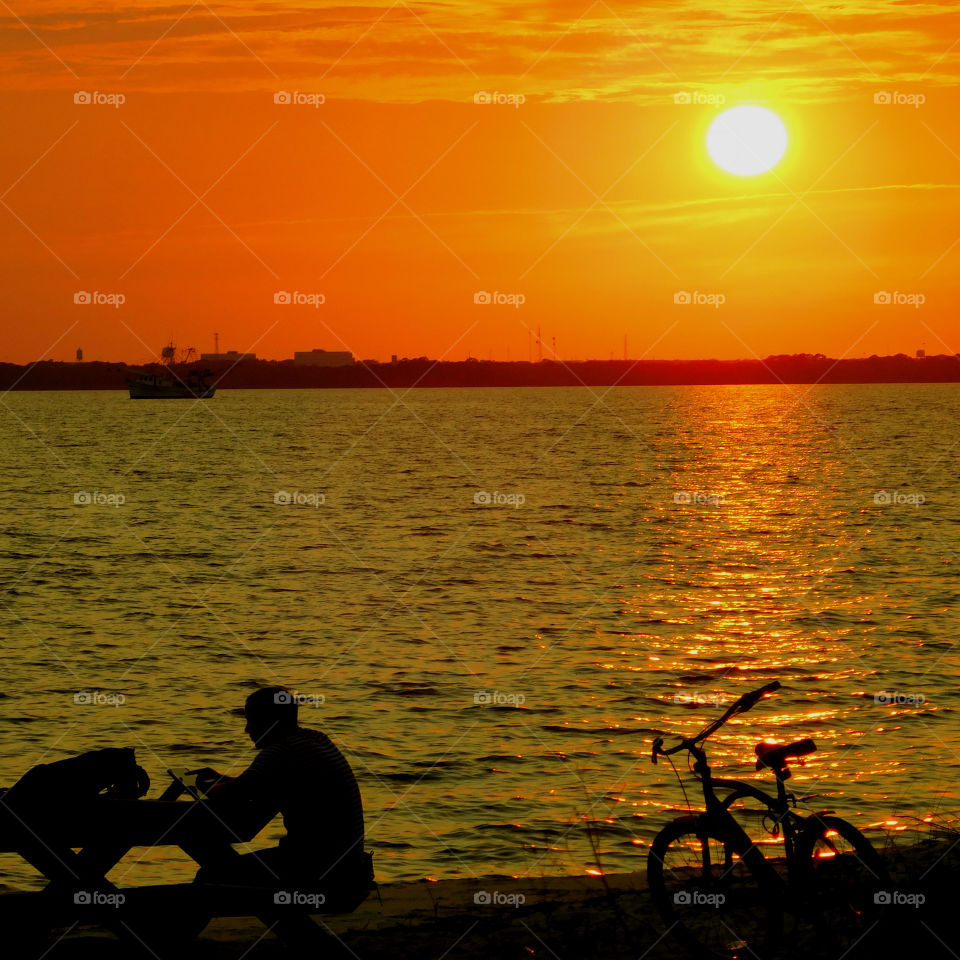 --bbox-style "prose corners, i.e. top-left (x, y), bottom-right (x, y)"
top-left (189, 754), bottom-right (277, 804)
top-left (204, 775), bottom-right (238, 799)
top-left (187, 766), bottom-right (232, 794)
